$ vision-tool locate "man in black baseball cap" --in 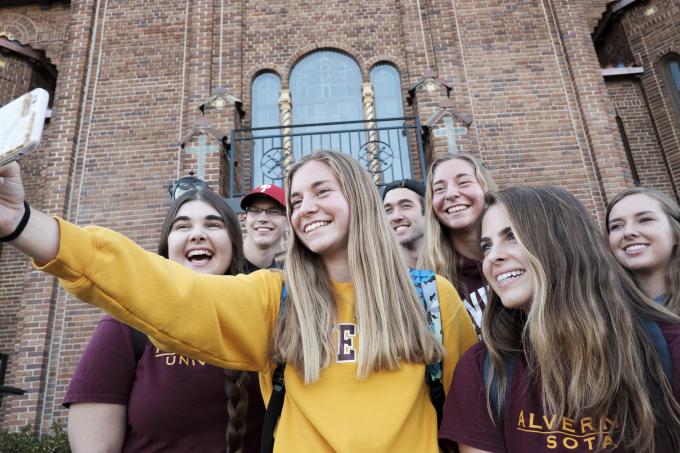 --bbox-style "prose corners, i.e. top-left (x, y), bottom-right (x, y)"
top-left (382, 179), bottom-right (426, 268)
